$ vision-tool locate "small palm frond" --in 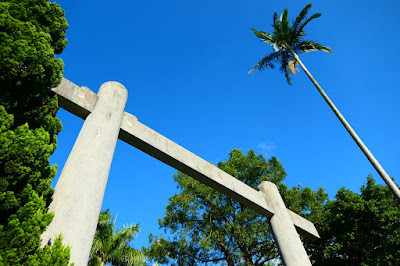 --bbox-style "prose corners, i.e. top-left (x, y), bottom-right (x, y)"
top-left (279, 52), bottom-right (293, 85)
top-left (250, 28), bottom-right (275, 45)
top-left (279, 8), bottom-right (290, 33)
top-left (293, 3), bottom-right (312, 30)
top-left (90, 210), bottom-right (145, 266)
top-left (249, 52), bottom-right (279, 74)
top-left (297, 12), bottom-right (322, 36)
top-left (90, 237), bottom-right (103, 255)
top-left (273, 12), bottom-right (278, 25)
top-left (97, 209), bottom-right (113, 226)
top-left (300, 40), bottom-right (333, 53)
top-left (273, 13), bottom-right (281, 34)
top-left (118, 224), bottom-right (140, 242)
top-left (112, 247), bottom-right (147, 266)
